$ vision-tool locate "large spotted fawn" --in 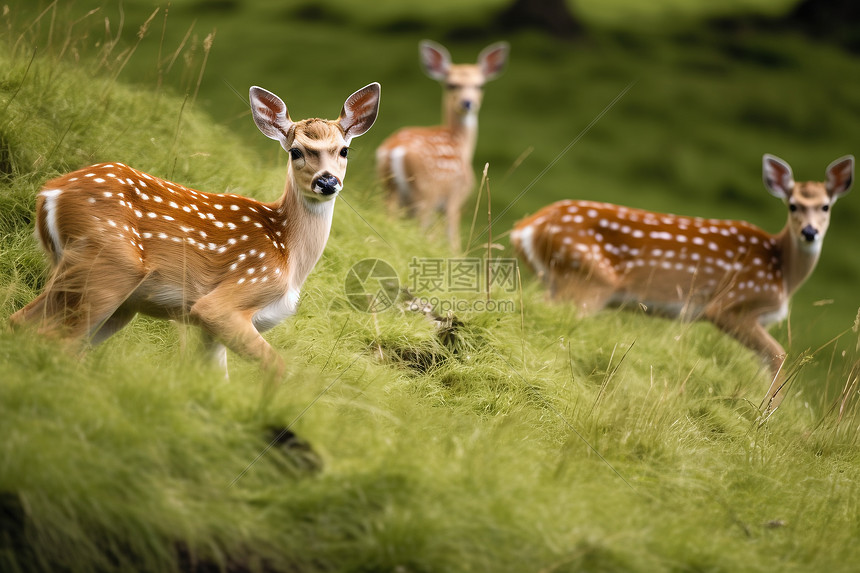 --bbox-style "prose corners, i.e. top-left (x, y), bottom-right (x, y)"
top-left (512, 154), bottom-right (853, 413)
top-left (376, 40), bottom-right (509, 251)
top-left (10, 83), bottom-right (381, 379)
